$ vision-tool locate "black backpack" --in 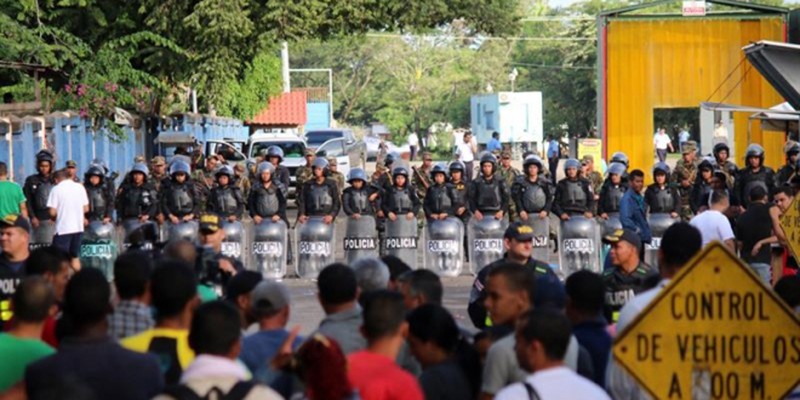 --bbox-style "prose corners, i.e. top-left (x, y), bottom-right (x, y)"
top-left (162, 381), bottom-right (256, 400)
